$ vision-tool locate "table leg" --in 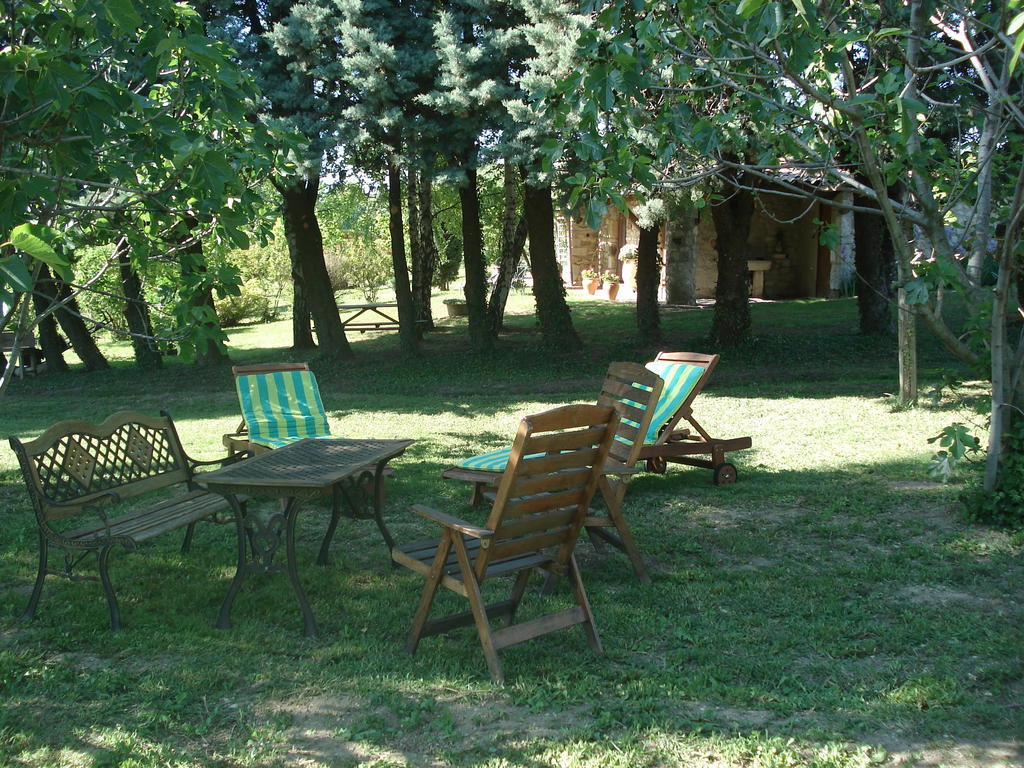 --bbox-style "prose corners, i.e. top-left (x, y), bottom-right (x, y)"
top-left (371, 460), bottom-right (395, 552)
top-left (217, 494), bottom-right (248, 630)
top-left (284, 496), bottom-right (318, 637)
